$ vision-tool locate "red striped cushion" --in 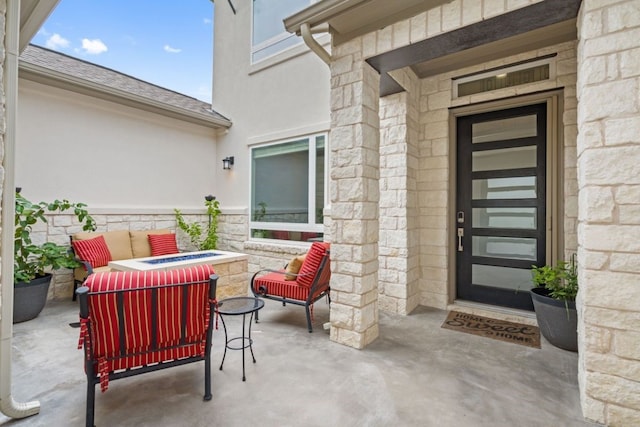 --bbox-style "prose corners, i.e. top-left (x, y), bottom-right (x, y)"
top-left (72, 235), bottom-right (112, 268)
top-left (253, 271), bottom-right (311, 301)
top-left (296, 242), bottom-right (330, 288)
top-left (148, 233), bottom-right (179, 256)
top-left (85, 265), bottom-right (214, 360)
